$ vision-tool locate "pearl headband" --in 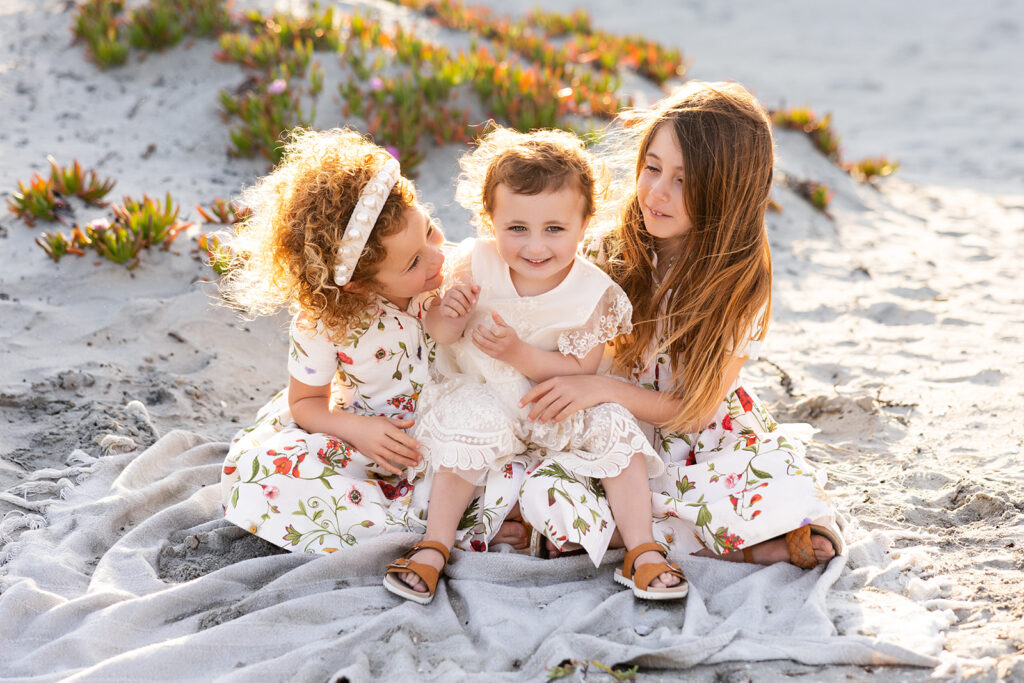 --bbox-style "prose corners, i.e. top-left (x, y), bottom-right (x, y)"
top-left (333, 157), bottom-right (401, 286)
